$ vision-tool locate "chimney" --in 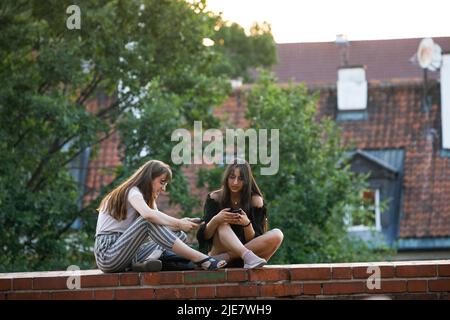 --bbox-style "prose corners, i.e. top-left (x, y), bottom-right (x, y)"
top-left (441, 53), bottom-right (450, 149)
top-left (337, 66), bottom-right (368, 111)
